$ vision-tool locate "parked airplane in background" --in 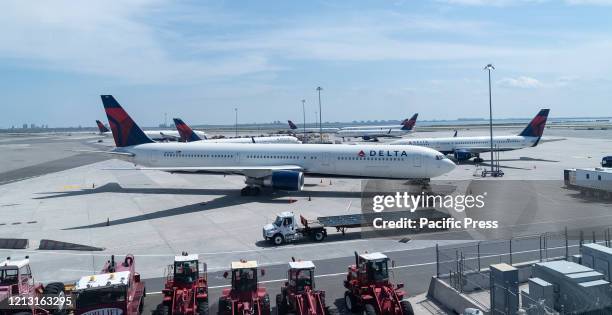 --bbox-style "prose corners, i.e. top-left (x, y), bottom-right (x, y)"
top-left (100, 95), bottom-right (454, 196)
top-left (287, 120), bottom-right (340, 134)
top-left (96, 120), bottom-right (110, 134)
top-left (96, 120), bottom-right (206, 142)
top-left (390, 109), bottom-right (550, 163)
top-left (173, 118), bottom-right (301, 144)
top-left (337, 113), bottom-right (418, 141)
